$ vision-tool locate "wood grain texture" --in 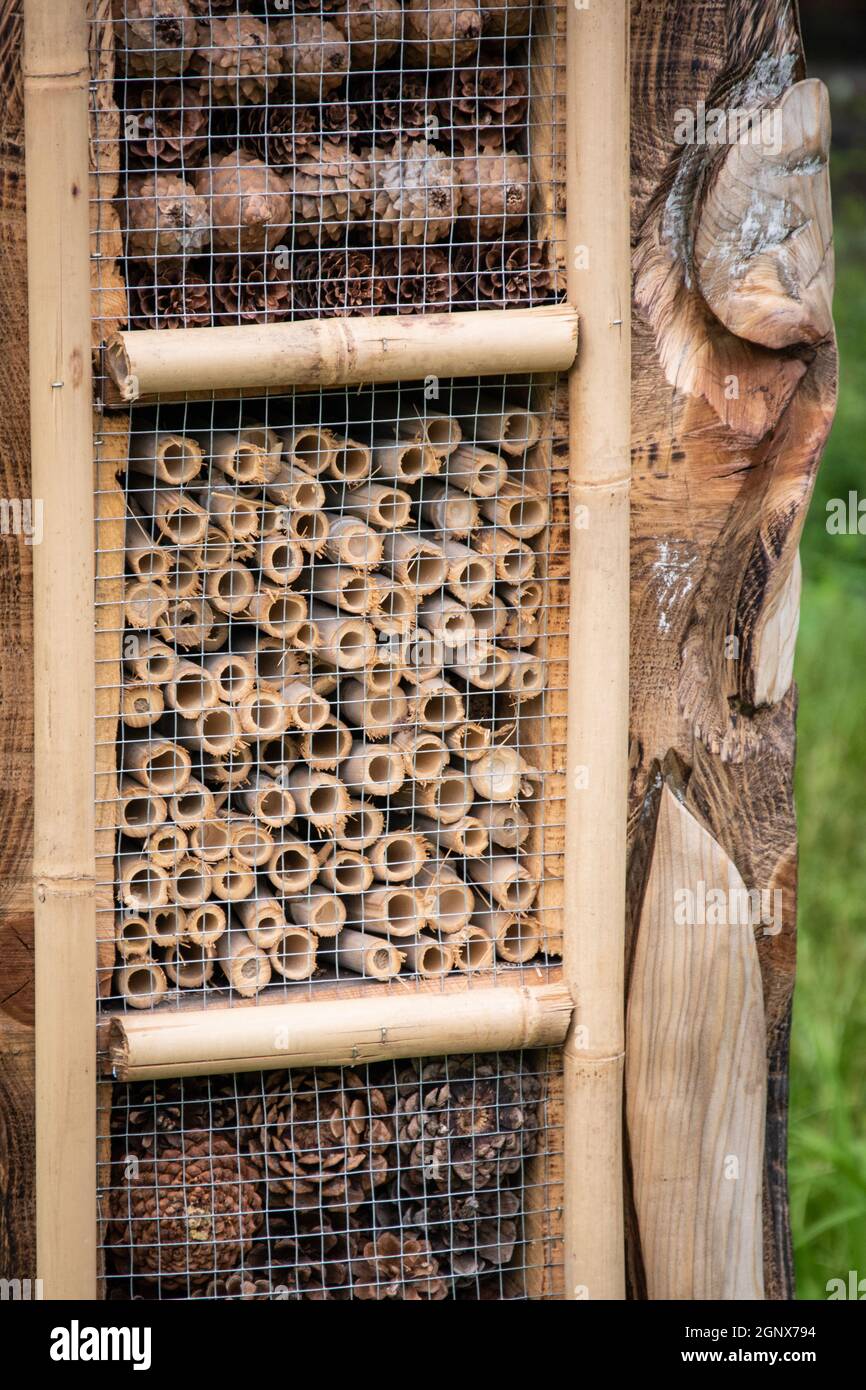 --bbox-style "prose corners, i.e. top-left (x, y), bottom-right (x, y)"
top-left (626, 787), bottom-right (766, 1299)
